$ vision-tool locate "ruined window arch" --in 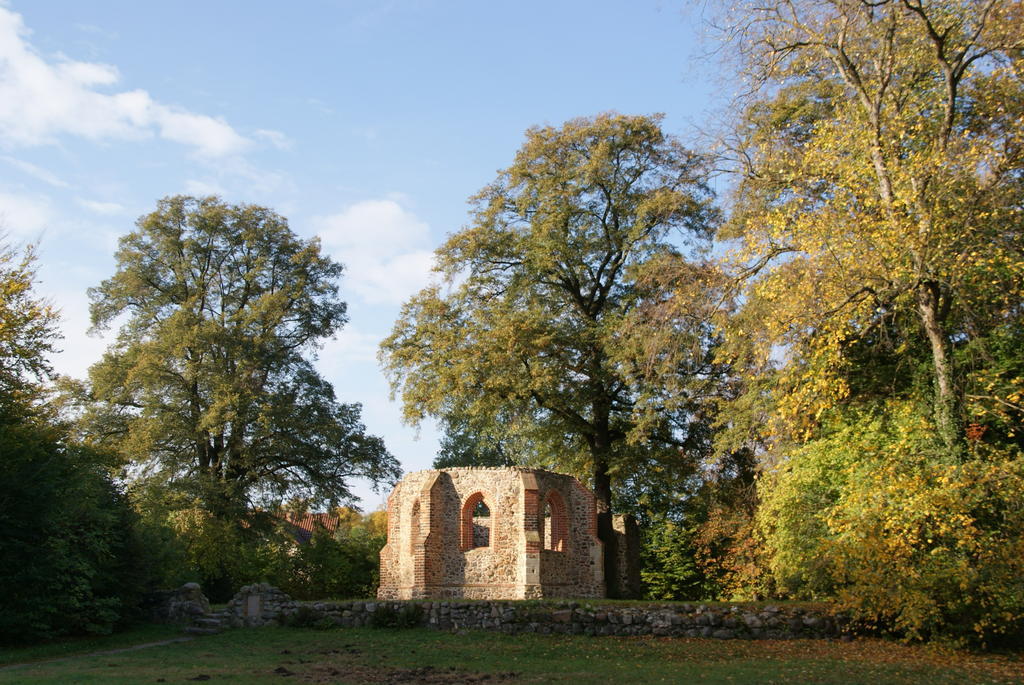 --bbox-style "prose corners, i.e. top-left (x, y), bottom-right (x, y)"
top-left (542, 491), bottom-right (567, 552)
top-left (461, 492), bottom-right (492, 550)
